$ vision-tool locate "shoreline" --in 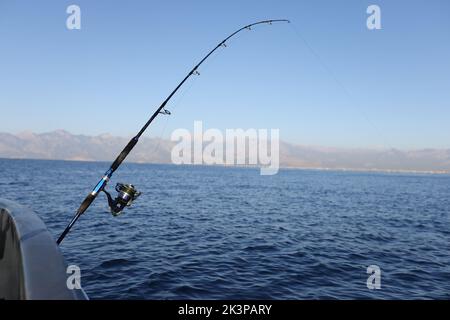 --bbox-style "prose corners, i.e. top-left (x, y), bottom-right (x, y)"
top-left (1, 156), bottom-right (449, 176)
